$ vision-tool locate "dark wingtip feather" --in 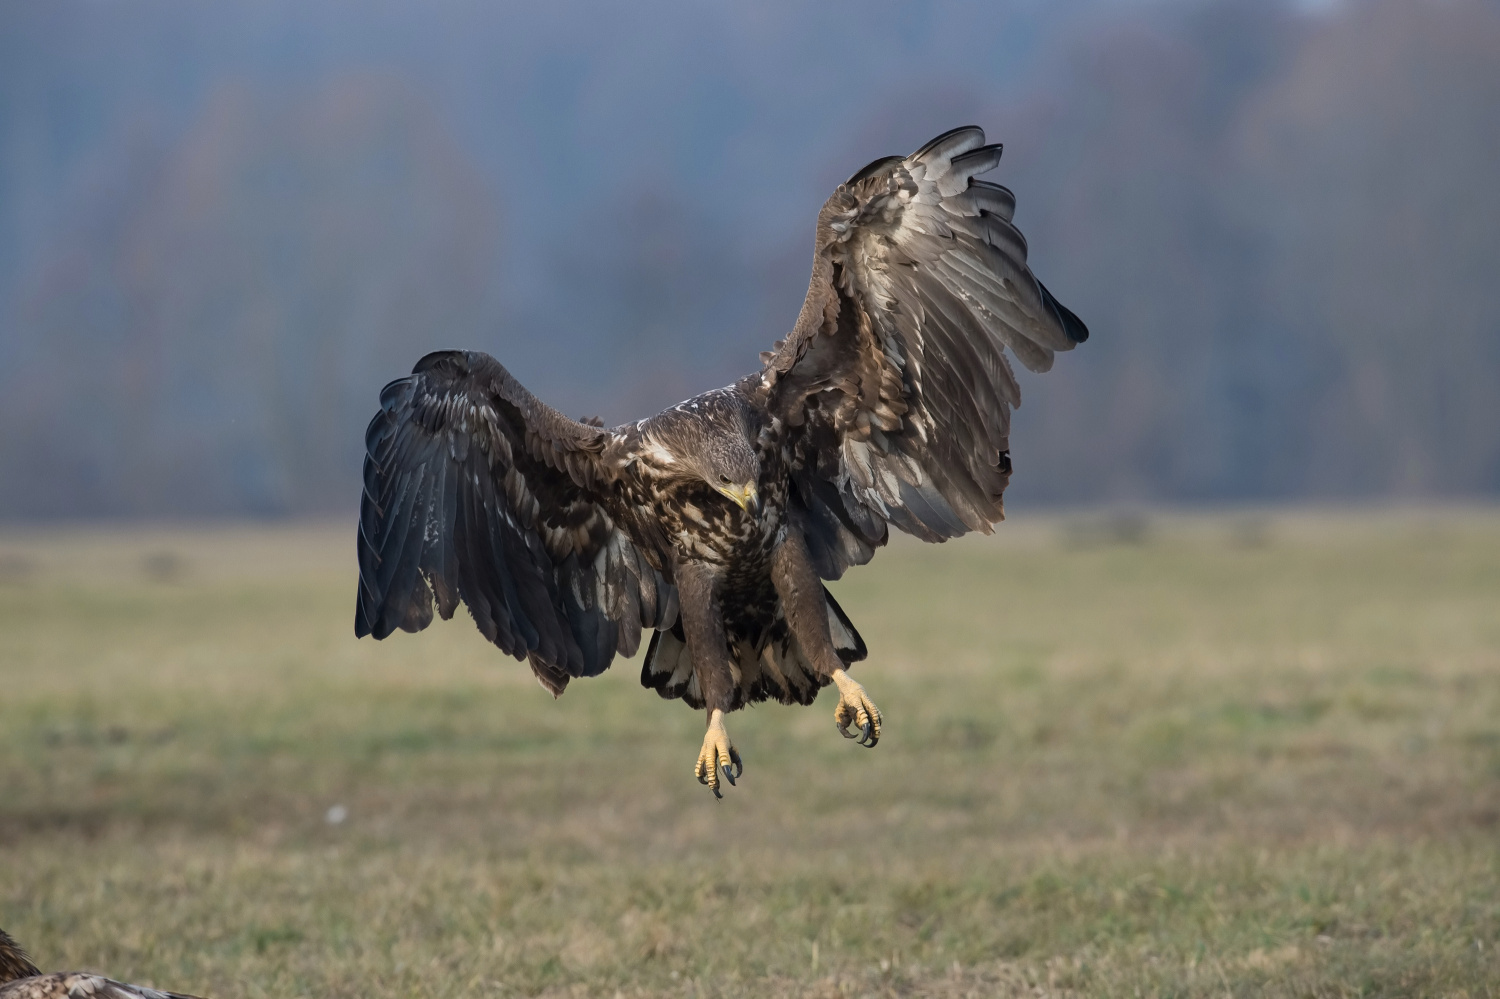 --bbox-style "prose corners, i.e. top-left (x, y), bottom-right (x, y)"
top-left (640, 631), bottom-right (664, 690)
top-left (911, 125), bottom-right (985, 160)
top-left (1039, 281), bottom-right (1089, 344)
top-left (950, 142), bottom-right (1003, 176)
top-left (845, 154), bottom-right (904, 186)
top-left (412, 349), bottom-right (470, 375)
top-left (376, 376), bottom-right (413, 413)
